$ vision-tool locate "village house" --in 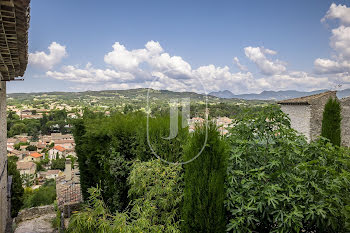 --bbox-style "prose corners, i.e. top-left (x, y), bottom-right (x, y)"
top-left (54, 139), bottom-right (75, 150)
top-left (278, 91), bottom-right (337, 142)
top-left (22, 152), bottom-right (43, 162)
top-left (278, 91), bottom-right (350, 147)
top-left (49, 145), bottom-right (67, 160)
top-left (40, 169), bottom-right (61, 180)
top-left (6, 138), bottom-right (19, 146)
top-left (16, 162), bottom-right (36, 176)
